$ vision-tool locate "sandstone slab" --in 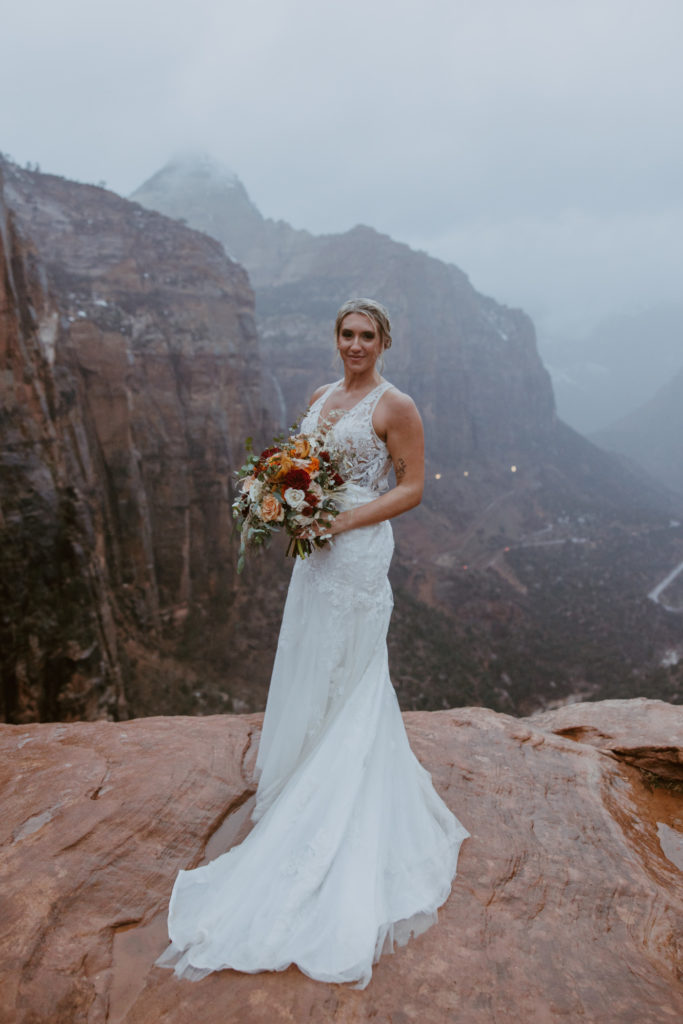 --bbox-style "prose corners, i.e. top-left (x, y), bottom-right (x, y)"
top-left (1, 700), bottom-right (681, 1023)
top-left (531, 697), bottom-right (683, 781)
